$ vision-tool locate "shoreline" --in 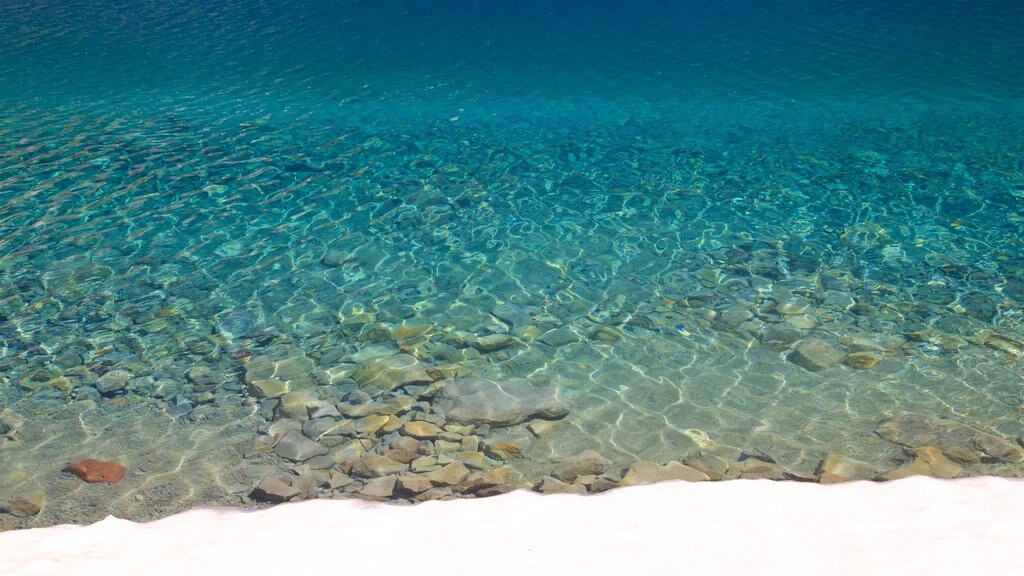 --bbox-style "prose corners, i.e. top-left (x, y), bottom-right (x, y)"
top-left (2, 476), bottom-right (1021, 576)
